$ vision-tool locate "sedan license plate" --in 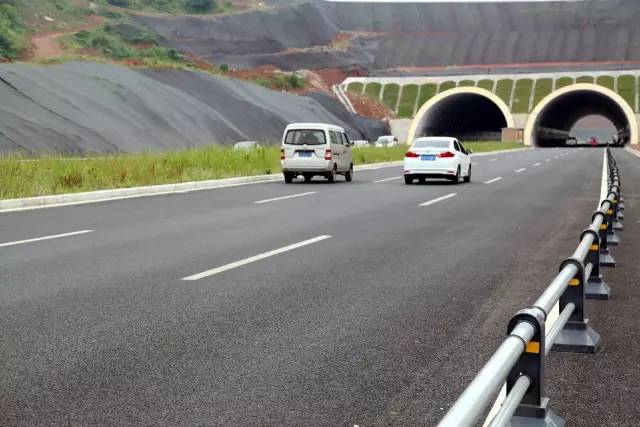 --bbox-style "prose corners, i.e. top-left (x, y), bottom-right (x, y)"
top-left (298, 151), bottom-right (312, 157)
top-left (421, 155), bottom-right (436, 161)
